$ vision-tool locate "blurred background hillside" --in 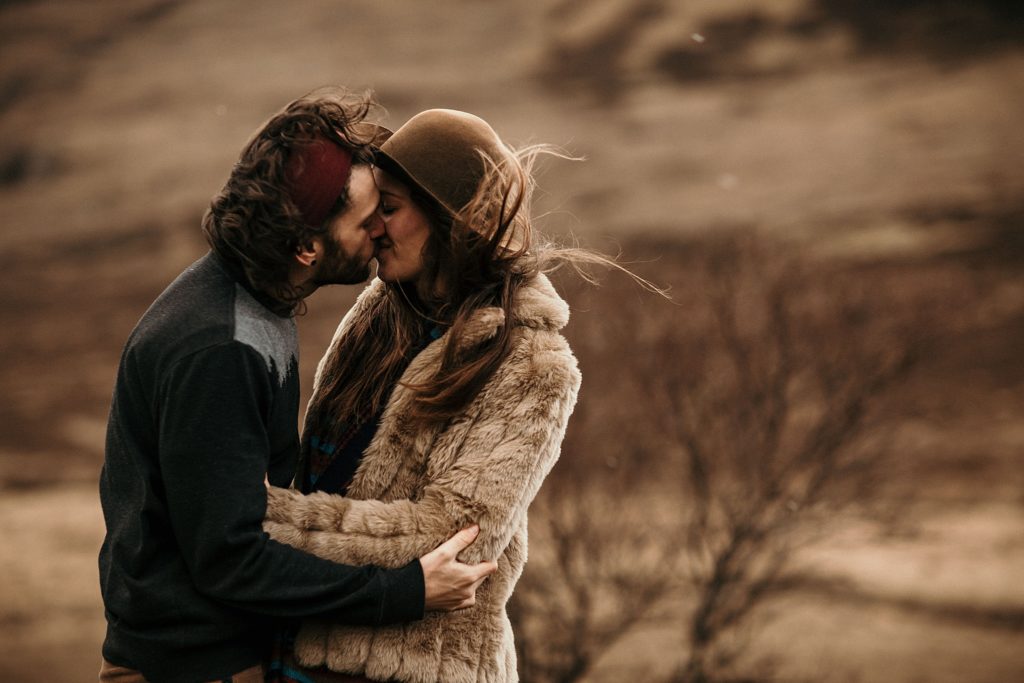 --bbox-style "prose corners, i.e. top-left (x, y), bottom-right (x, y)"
top-left (1, 1), bottom-right (1022, 681)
